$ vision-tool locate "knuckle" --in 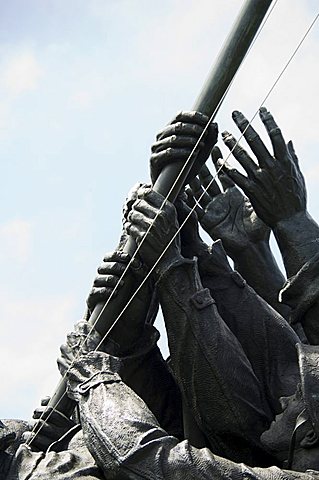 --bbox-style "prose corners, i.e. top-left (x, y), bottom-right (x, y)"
top-left (269, 127), bottom-right (281, 136)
